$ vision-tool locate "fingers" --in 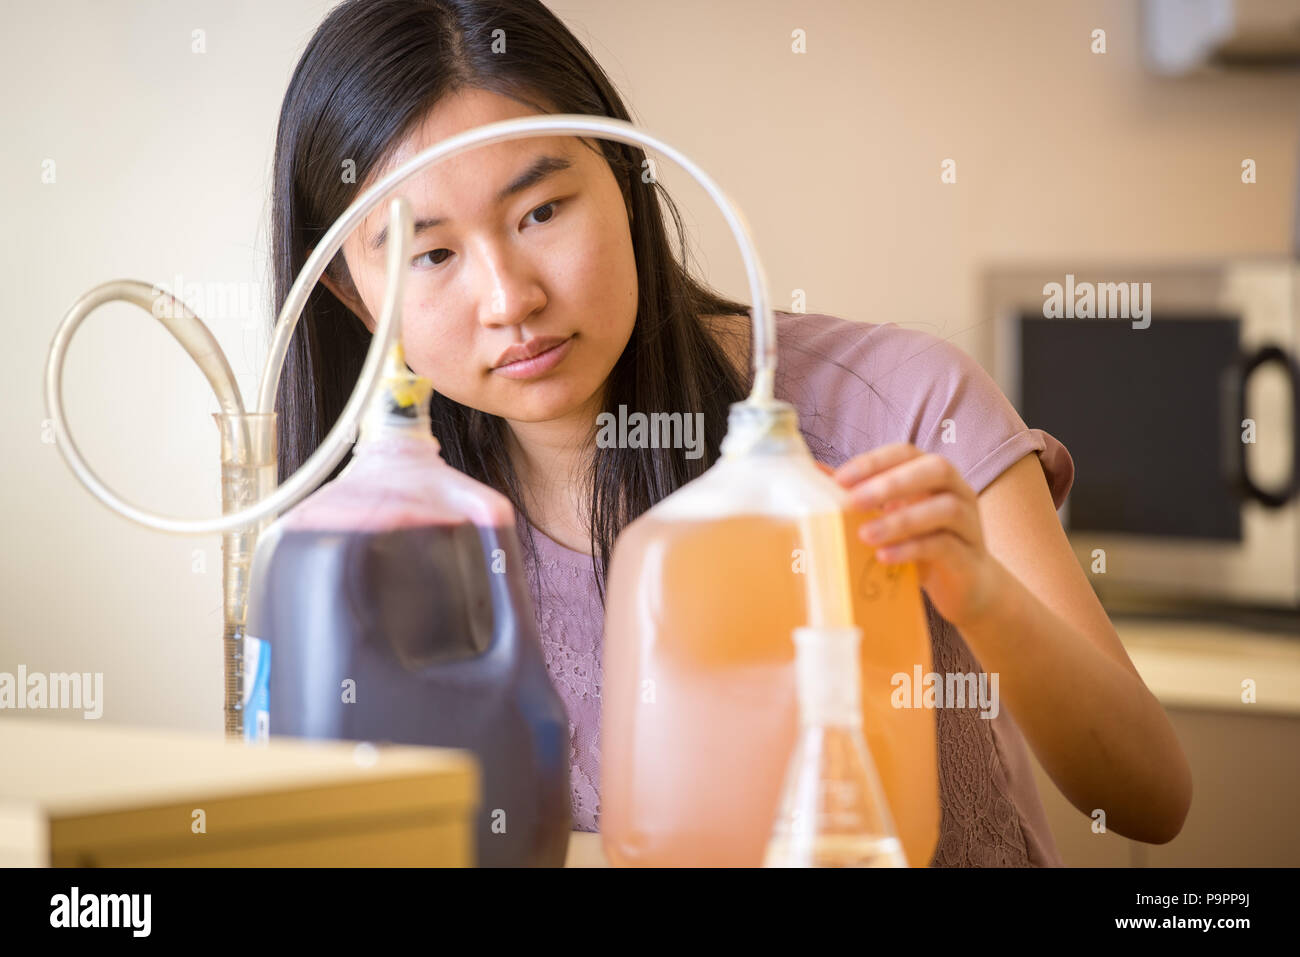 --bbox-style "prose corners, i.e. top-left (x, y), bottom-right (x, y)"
top-left (845, 451), bottom-right (975, 512)
top-left (874, 529), bottom-right (970, 565)
top-left (858, 492), bottom-right (982, 550)
top-left (832, 443), bottom-right (921, 487)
